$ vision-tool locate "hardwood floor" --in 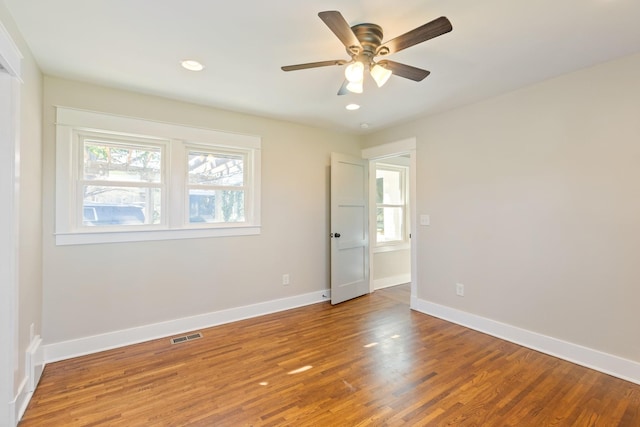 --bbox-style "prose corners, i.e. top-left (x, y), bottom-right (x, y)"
top-left (21, 284), bottom-right (640, 426)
